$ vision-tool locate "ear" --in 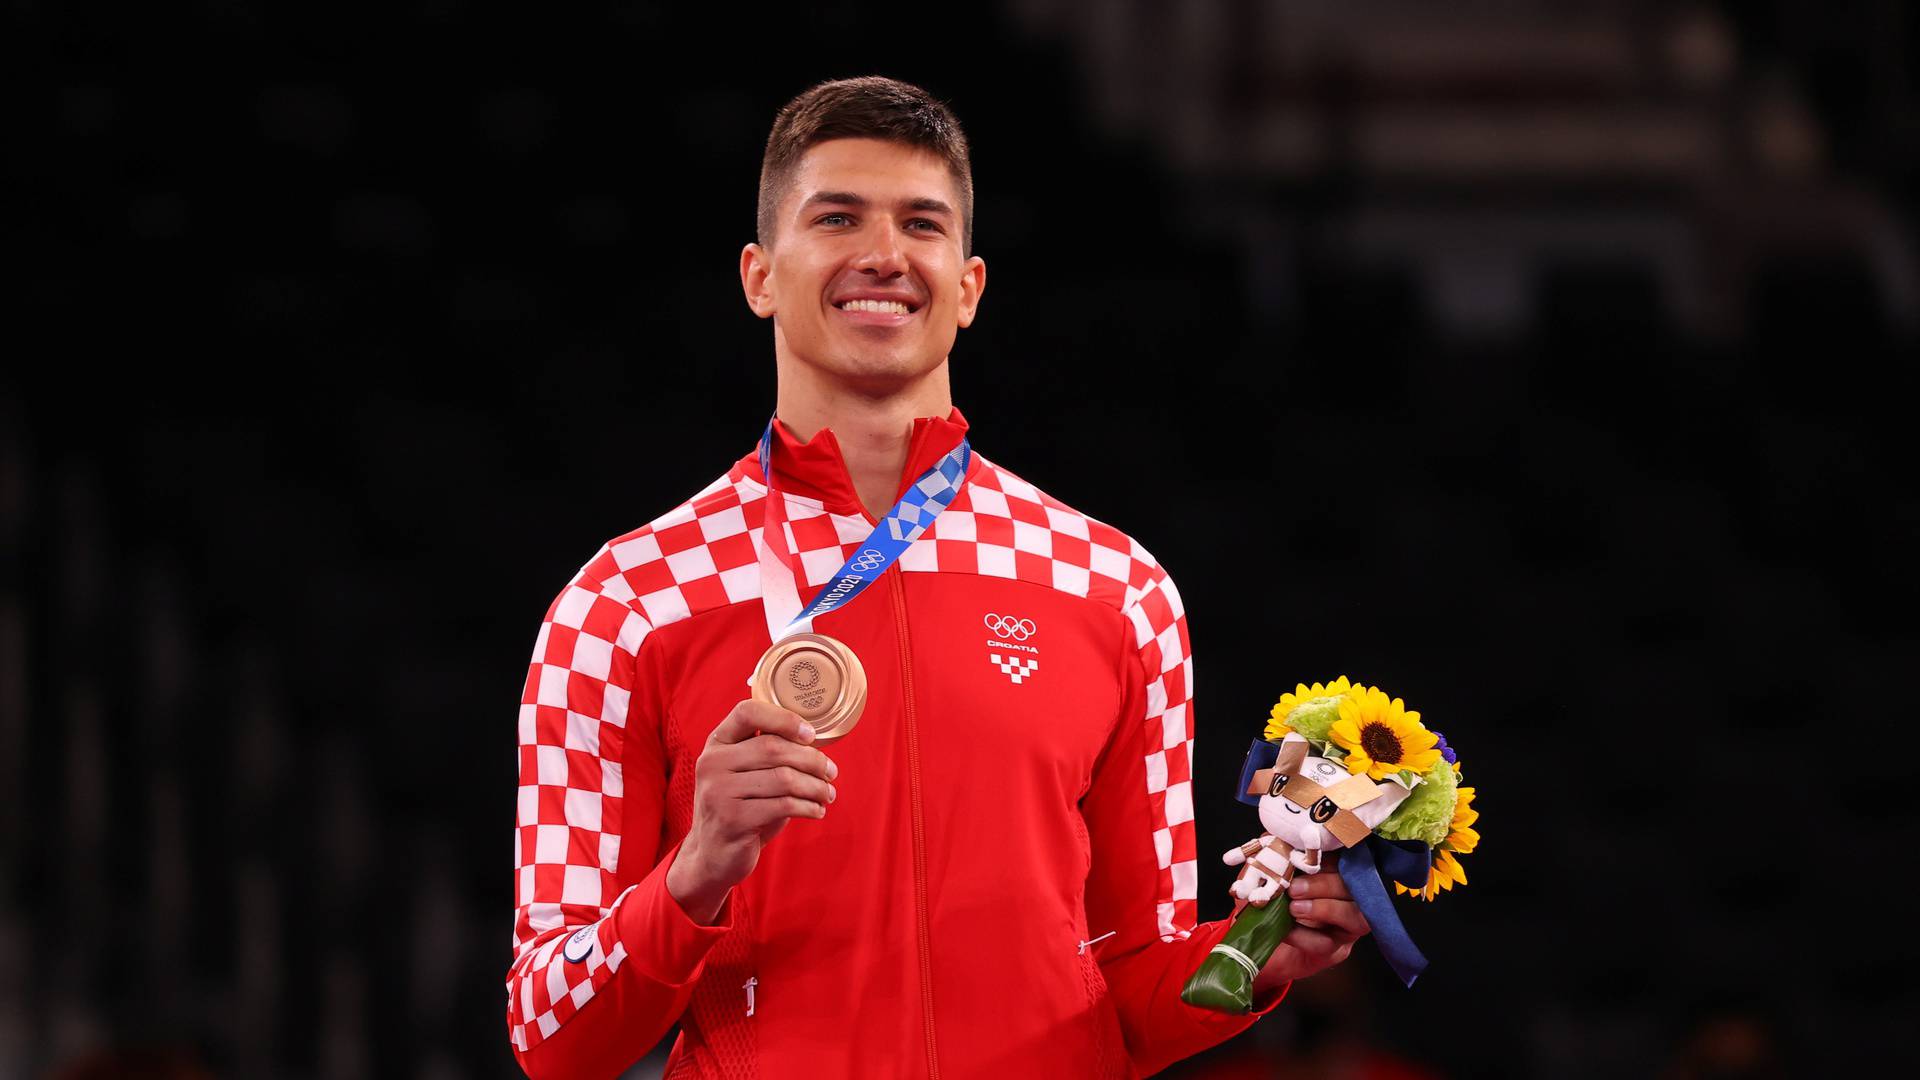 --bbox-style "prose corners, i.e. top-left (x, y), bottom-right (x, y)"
top-left (1235, 737), bottom-right (1282, 808)
top-left (740, 242), bottom-right (776, 319)
top-left (1246, 767), bottom-right (1278, 799)
top-left (955, 254), bottom-right (986, 328)
top-left (1274, 735), bottom-right (1309, 775)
